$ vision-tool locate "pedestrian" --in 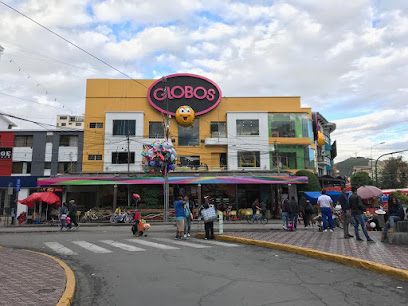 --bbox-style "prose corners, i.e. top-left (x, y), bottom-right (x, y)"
top-left (251, 197), bottom-right (260, 221)
top-left (174, 196), bottom-right (185, 240)
top-left (288, 196), bottom-right (299, 230)
top-left (299, 196), bottom-right (308, 228)
top-left (184, 196), bottom-right (192, 237)
top-left (381, 196), bottom-right (405, 242)
top-left (349, 186), bottom-right (374, 242)
top-left (132, 208), bottom-right (142, 236)
top-left (199, 196), bottom-right (216, 240)
top-left (281, 198), bottom-right (289, 230)
top-left (337, 187), bottom-right (353, 239)
top-left (59, 202), bottom-right (68, 231)
top-left (317, 189), bottom-right (334, 232)
top-left (10, 206), bottom-right (16, 225)
top-left (260, 200), bottom-right (267, 219)
top-left (68, 200), bottom-right (79, 229)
